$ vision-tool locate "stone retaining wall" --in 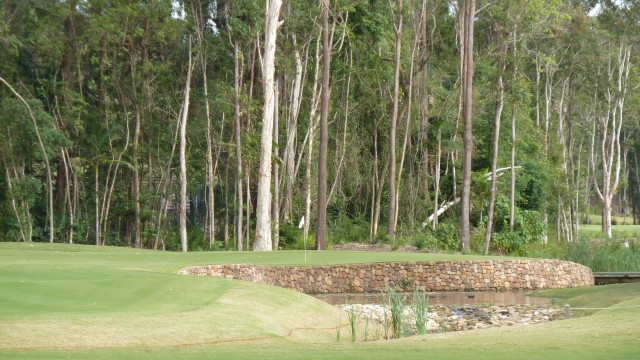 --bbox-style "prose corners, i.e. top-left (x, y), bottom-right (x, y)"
top-left (179, 260), bottom-right (594, 294)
